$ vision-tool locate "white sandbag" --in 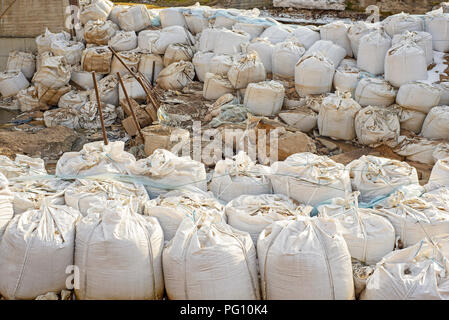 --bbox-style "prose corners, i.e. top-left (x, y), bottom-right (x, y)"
top-left (421, 105), bottom-right (449, 139)
top-left (258, 216), bottom-right (354, 300)
top-left (295, 53), bottom-right (335, 97)
top-left (394, 106), bottom-right (427, 133)
top-left (117, 4), bottom-right (152, 32)
top-left (354, 77), bottom-right (397, 107)
top-left (0, 201), bottom-right (81, 300)
top-left (394, 136), bottom-right (448, 165)
top-left (203, 72), bottom-right (234, 100)
top-left (0, 173), bottom-right (13, 240)
top-left (385, 41), bottom-right (428, 87)
top-left (163, 214), bottom-right (260, 300)
top-left (78, 101), bottom-right (117, 129)
top-left (81, 46), bottom-right (112, 73)
top-left (320, 21), bottom-right (352, 57)
top-left (333, 62), bottom-right (360, 95)
top-left (56, 141), bottom-right (136, 176)
top-left (131, 149), bottom-right (207, 197)
top-left (347, 155), bottom-right (419, 203)
top-left (17, 86), bottom-right (39, 112)
top-left (71, 69), bottom-right (104, 90)
top-left (209, 151), bottom-right (272, 203)
top-left (156, 61), bottom-right (195, 91)
top-left (421, 187), bottom-right (449, 211)
top-left (144, 190), bottom-right (225, 241)
top-left (89, 74), bottom-right (118, 105)
top-left (79, 0), bottom-right (113, 25)
top-left (438, 82), bottom-right (449, 105)
top-left (109, 31), bottom-right (138, 52)
top-left (396, 81), bottom-right (441, 113)
top-left (347, 21), bottom-right (379, 59)
top-left (355, 105), bottom-right (400, 147)
top-left (198, 28), bottom-right (220, 52)
top-left (109, 5), bottom-right (129, 25)
top-left (0, 71), bottom-right (29, 98)
top-left (361, 235), bottom-right (449, 300)
top-left (35, 28), bottom-right (71, 54)
top-left (245, 38), bottom-right (274, 73)
top-left (58, 90), bottom-right (90, 110)
top-left (0, 154), bottom-right (46, 179)
top-left (152, 26), bottom-right (194, 55)
top-left (137, 30), bottom-right (161, 52)
top-left (291, 26), bottom-right (320, 49)
top-left (50, 40), bottom-right (85, 66)
top-left (226, 194), bottom-right (308, 245)
top-left (392, 31), bottom-right (433, 65)
top-left (110, 50), bottom-right (140, 75)
top-left (160, 7), bottom-right (188, 28)
top-left (272, 40), bottom-right (305, 79)
top-left (84, 19), bottom-right (119, 45)
top-left (192, 51), bottom-right (214, 82)
top-left (163, 43), bottom-right (195, 67)
top-left (43, 108), bottom-right (80, 130)
top-left (32, 54), bottom-right (71, 89)
top-left (233, 23), bottom-right (264, 40)
top-left (425, 8), bottom-right (449, 52)
top-left (118, 74), bottom-right (146, 102)
top-left (6, 51), bottom-right (35, 80)
top-left (382, 12), bottom-right (424, 37)
top-left (317, 192), bottom-right (395, 265)
top-left (305, 40), bottom-right (347, 67)
top-left (244, 80), bottom-right (285, 116)
top-left (429, 157), bottom-right (449, 187)
top-left (227, 52), bottom-right (266, 89)
top-left (139, 54), bottom-right (164, 85)
top-left (183, 8), bottom-right (210, 34)
top-left (214, 29), bottom-right (250, 55)
top-left (259, 25), bottom-right (293, 44)
top-left (374, 197), bottom-right (449, 248)
top-left (318, 91), bottom-right (361, 140)
top-left (278, 107), bottom-right (318, 132)
top-left (270, 153), bottom-right (351, 206)
top-left (357, 30), bottom-right (391, 75)
top-left (75, 200), bottom-right (163, 300)
top-left (208, 54), bottom-right (234, 76)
